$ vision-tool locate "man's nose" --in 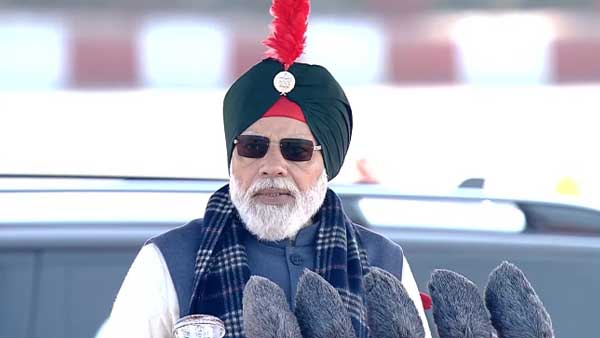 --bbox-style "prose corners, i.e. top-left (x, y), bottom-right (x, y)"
top-left (259, 144), bottom-right (288, 177)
